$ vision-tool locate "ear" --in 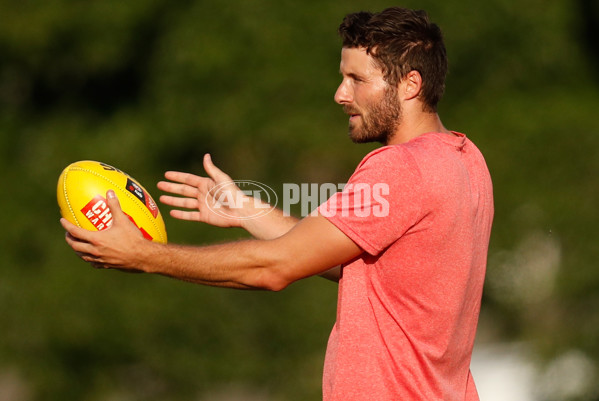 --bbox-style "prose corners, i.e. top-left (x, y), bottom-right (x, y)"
top-left (399, 70), bottom-right (423, 101)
